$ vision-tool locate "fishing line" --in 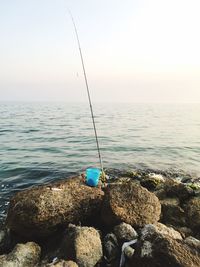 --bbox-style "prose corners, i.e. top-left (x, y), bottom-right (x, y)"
top-left (68, 10), bottom-right (104, 174)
